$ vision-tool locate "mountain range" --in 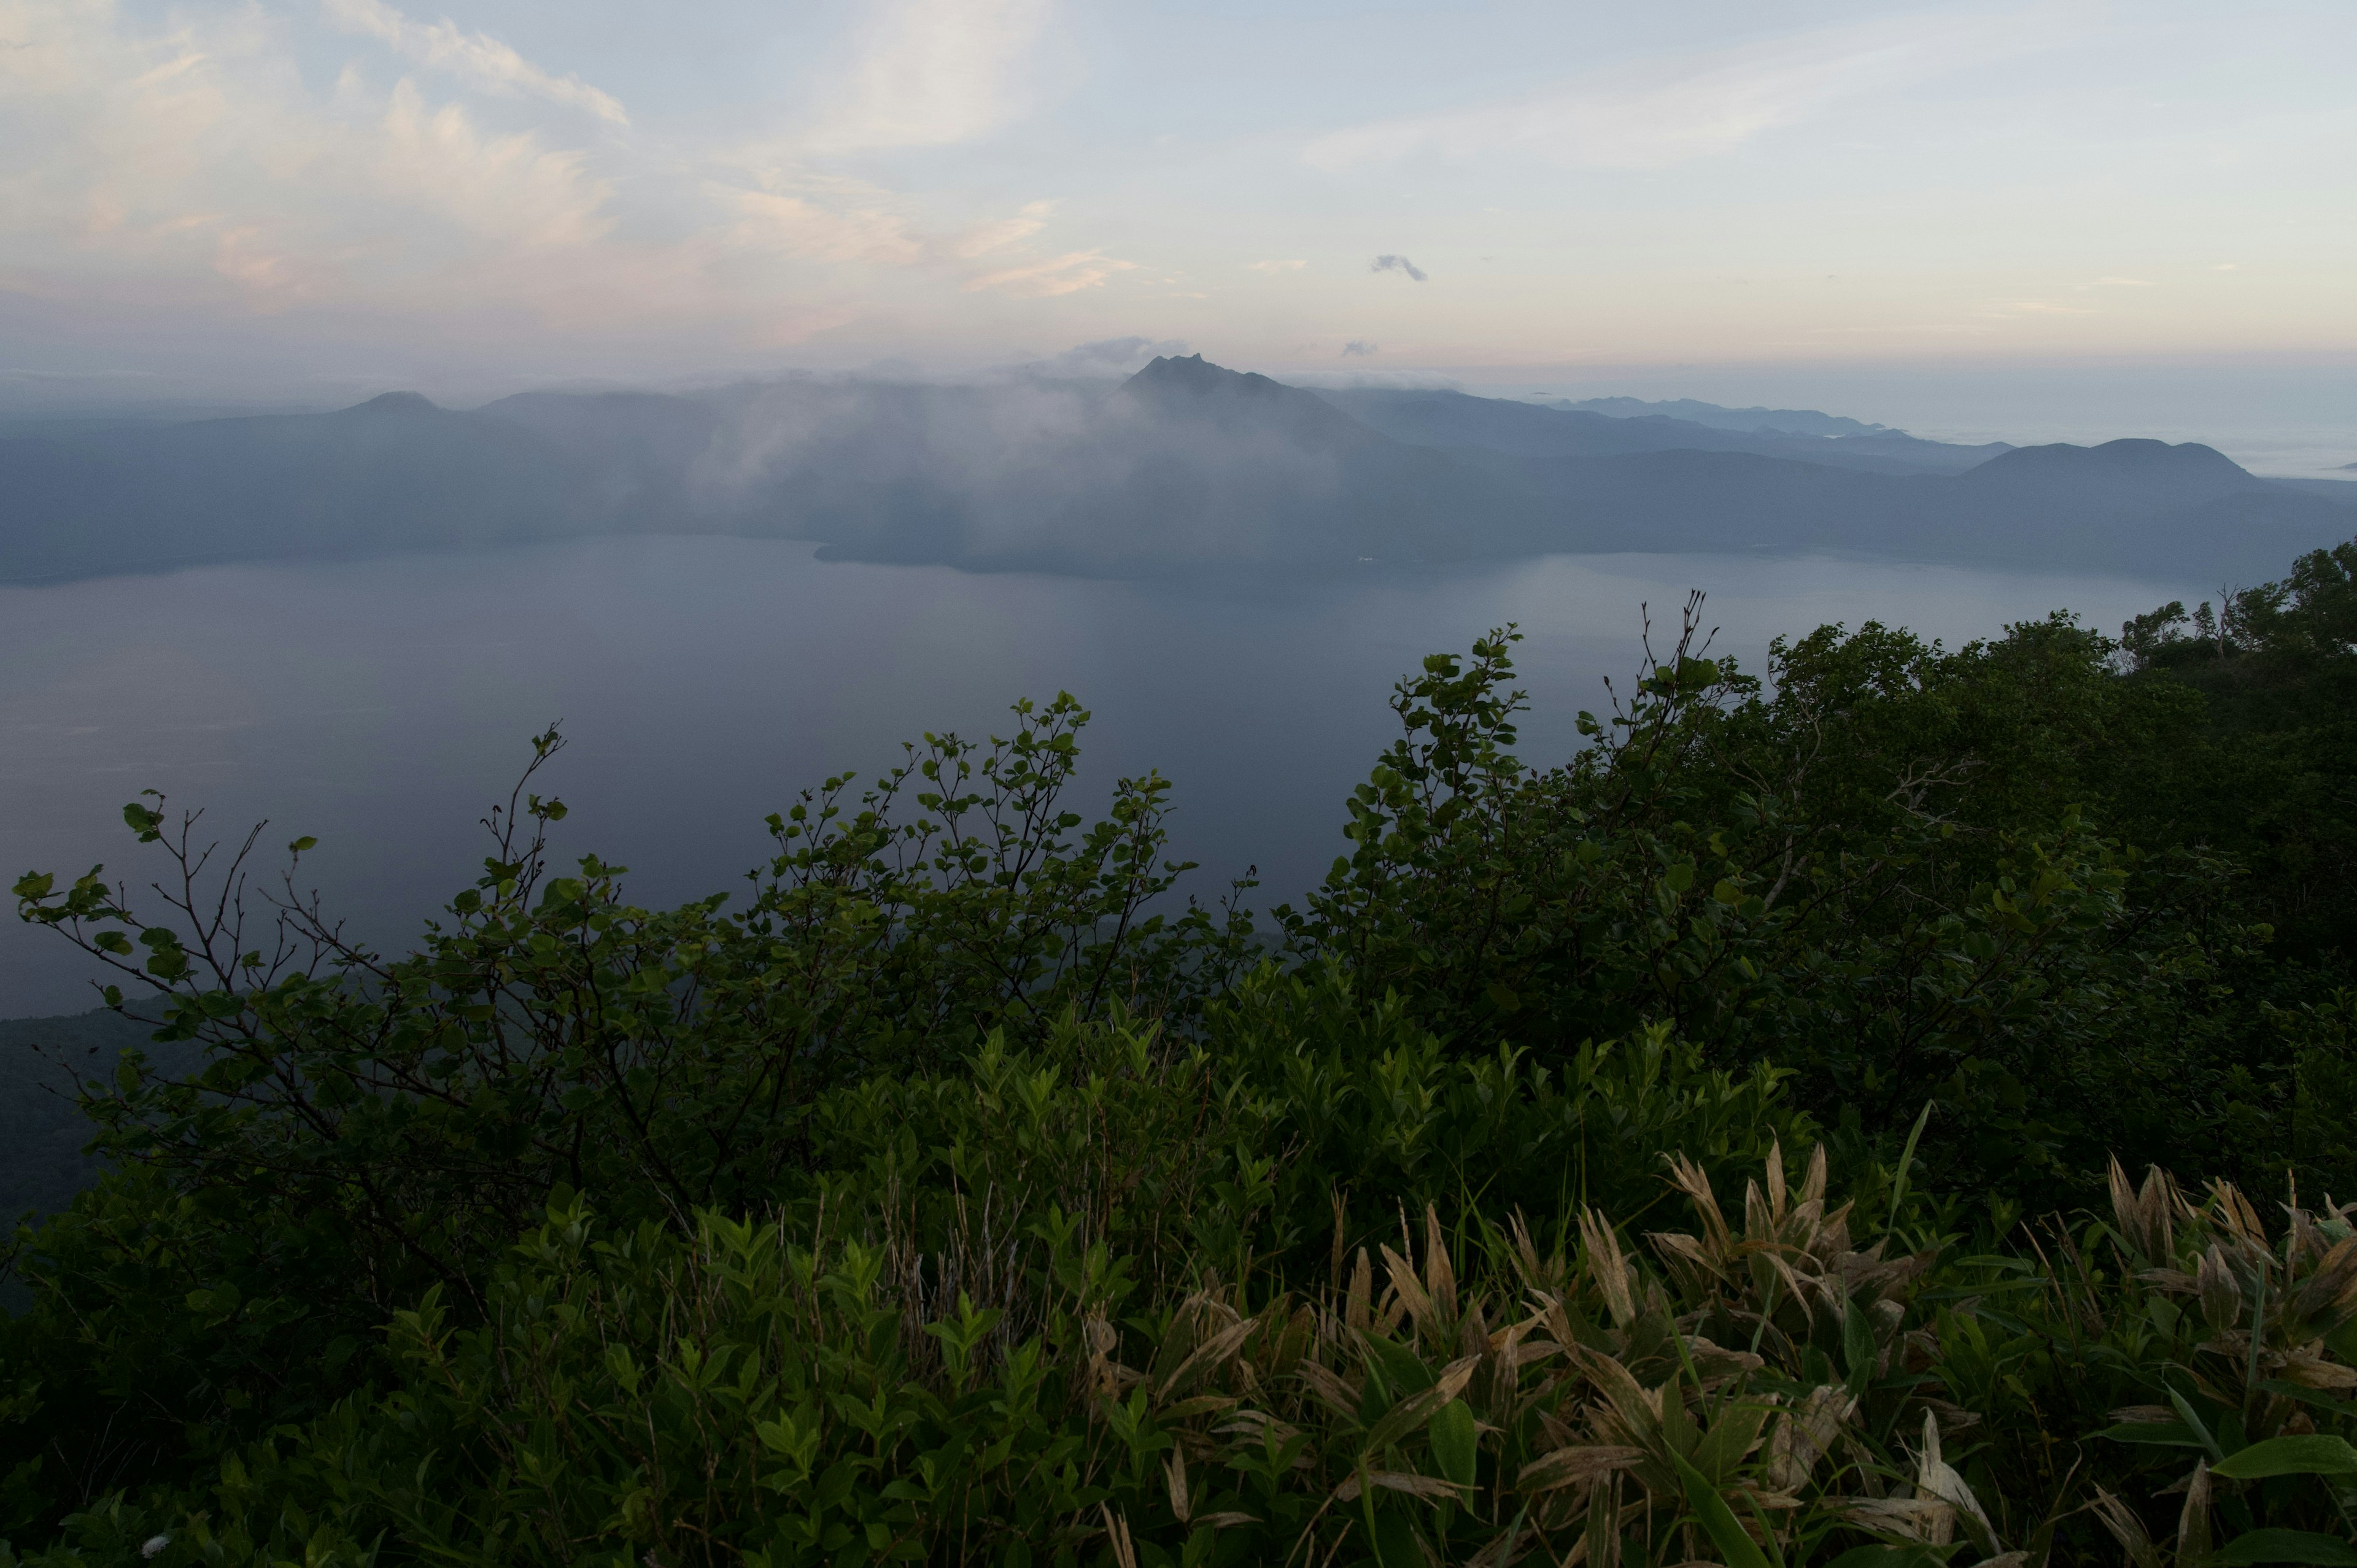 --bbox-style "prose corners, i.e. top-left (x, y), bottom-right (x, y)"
top-left (1, 354), bottom-right (2348, 584)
